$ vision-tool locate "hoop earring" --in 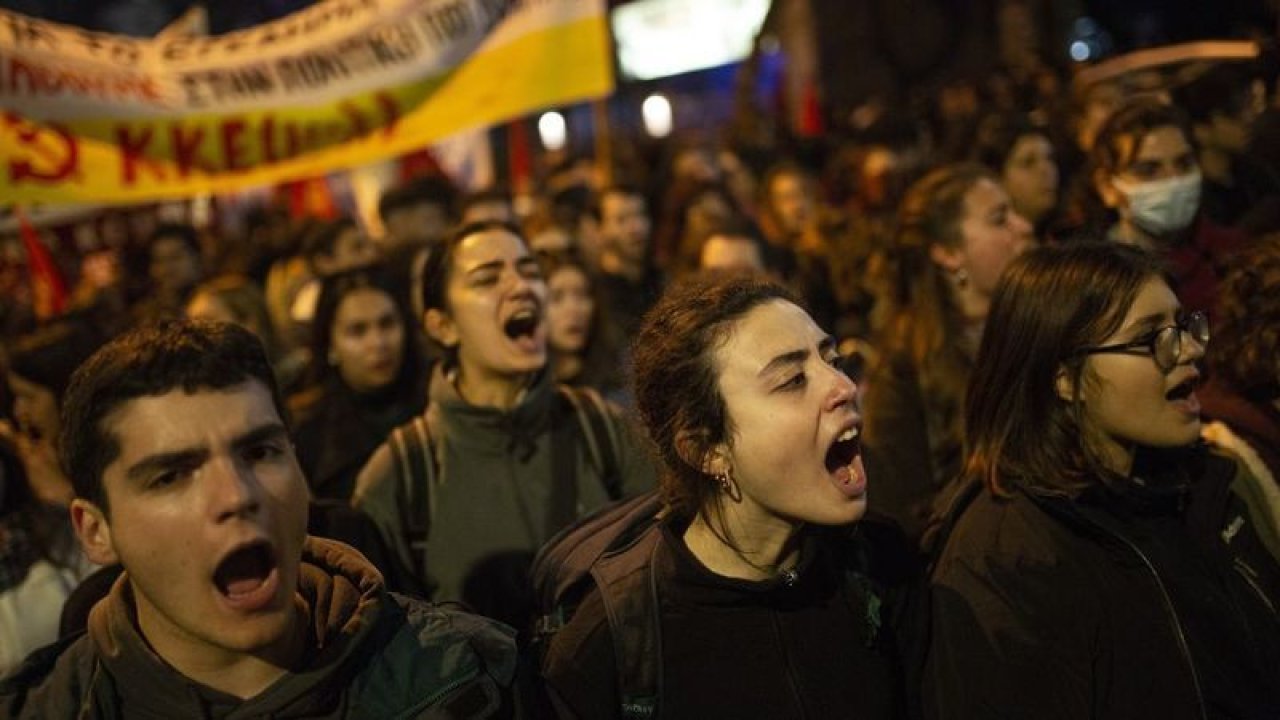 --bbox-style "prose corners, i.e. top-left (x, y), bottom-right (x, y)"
top-left (716, 469), bottom-right (743, 503)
